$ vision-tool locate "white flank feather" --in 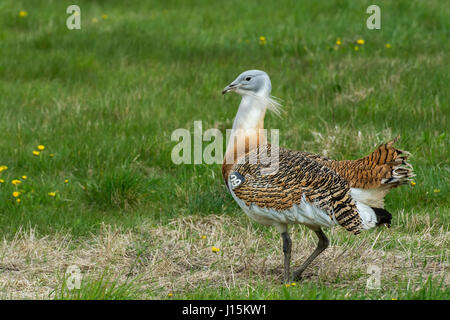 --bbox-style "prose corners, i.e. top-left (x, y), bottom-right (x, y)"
top-left (355, 201), bottom-right (377, 230)
top-left (350, 187), bottom-right (389, 208)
